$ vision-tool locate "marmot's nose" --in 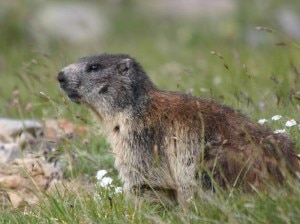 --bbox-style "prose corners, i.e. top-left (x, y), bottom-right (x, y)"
top-left (57, 71), bottom-right (66, 85)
